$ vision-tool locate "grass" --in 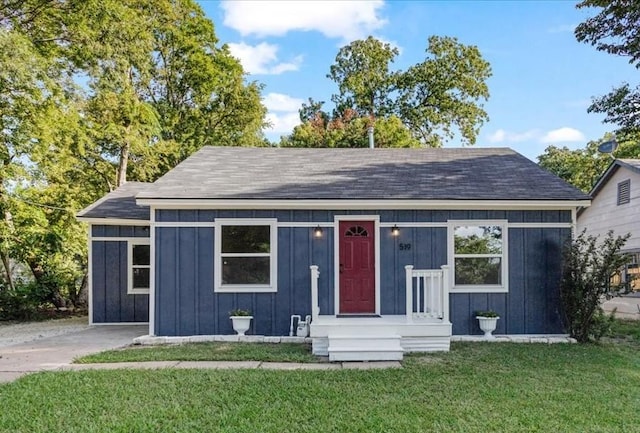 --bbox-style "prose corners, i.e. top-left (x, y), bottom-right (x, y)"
top-left (1, 338), bottom-right (639, 432)
top-left (76, 342), bottom-right (317, 364)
